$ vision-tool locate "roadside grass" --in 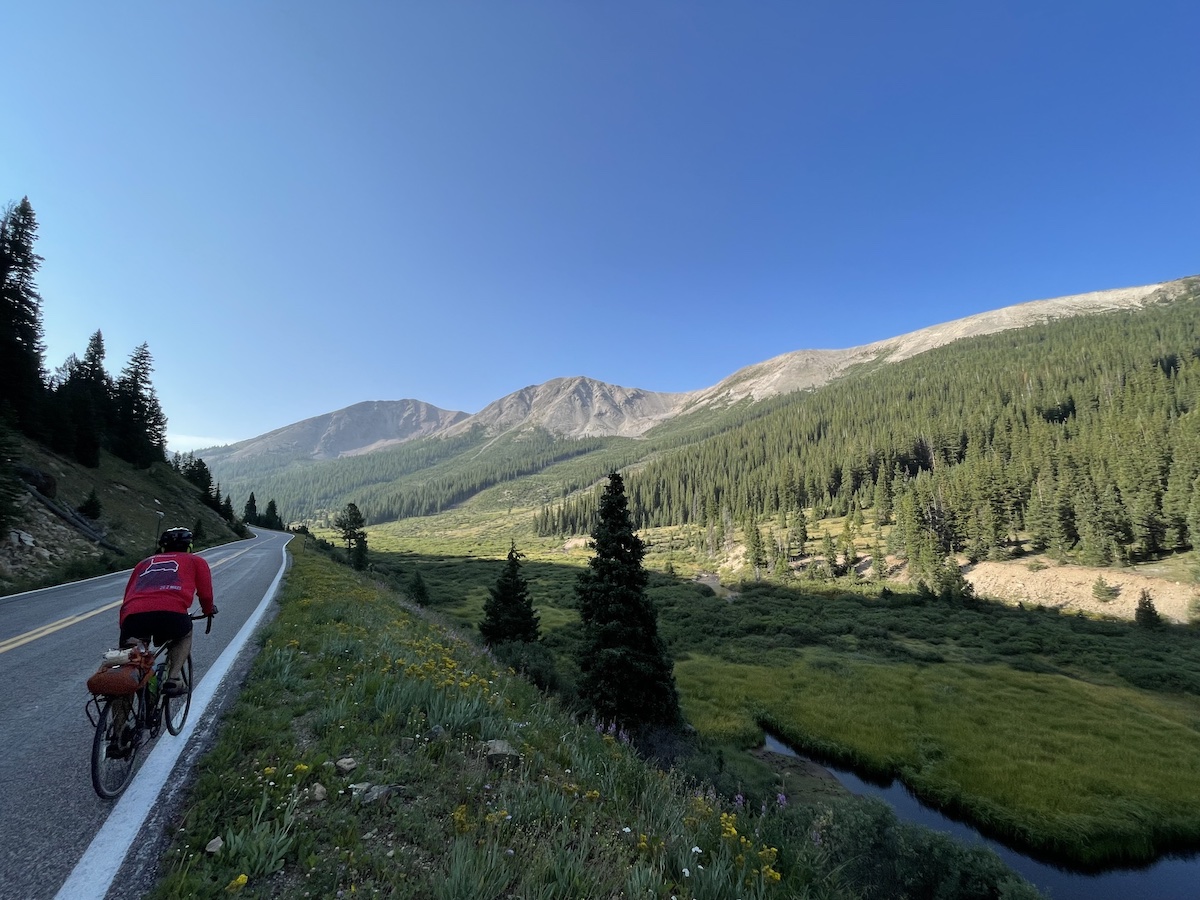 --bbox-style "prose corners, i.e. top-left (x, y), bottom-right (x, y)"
top-left (153, 542), bottom-right (1040, 899)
